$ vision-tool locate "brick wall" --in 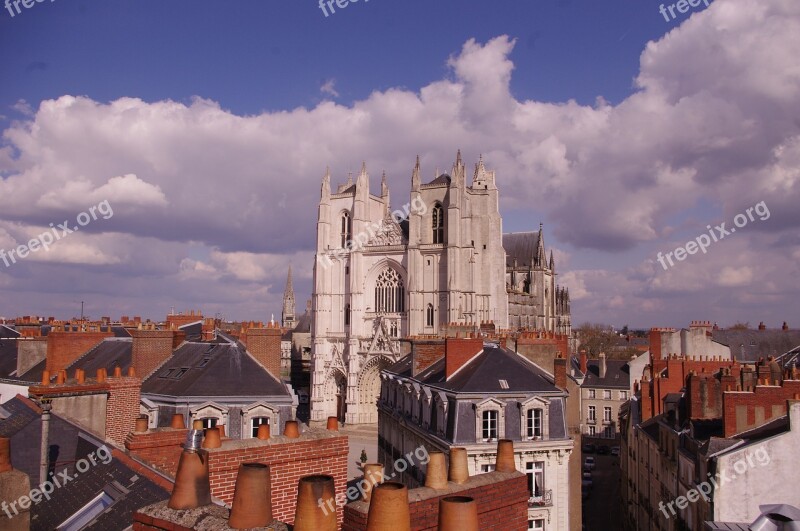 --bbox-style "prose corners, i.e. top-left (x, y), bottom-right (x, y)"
top-left (722, 378), bottom-right (800, 436)
top-left (342, 471), bottom-right (529, 531)
top-left (46, 330), bottom-right (113, 373)
top-left (131, 330), bottom-right (181, 379)
top-left (514, 332), bottom-right (570, 370)
top-left (411, 340), bottom-right (445, 377)
top-left (243, 326), bottom-right (282, 380)
top-left (205, 431), bottom-right (348, 526)
top-left (444, 338), bottom-right (484, 378)
top-left (106, 376), bottom-right (142, 447)
top-left (125, 428), bottom-right (188, 478)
